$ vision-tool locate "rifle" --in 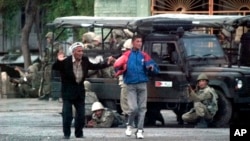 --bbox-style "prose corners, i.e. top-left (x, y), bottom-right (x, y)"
top-left (38, 62), bottom-right (48, 97)
top-left (179, 83), bottom-right (197, 91)
top-left (10, 77), bottom-right (32, 87)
